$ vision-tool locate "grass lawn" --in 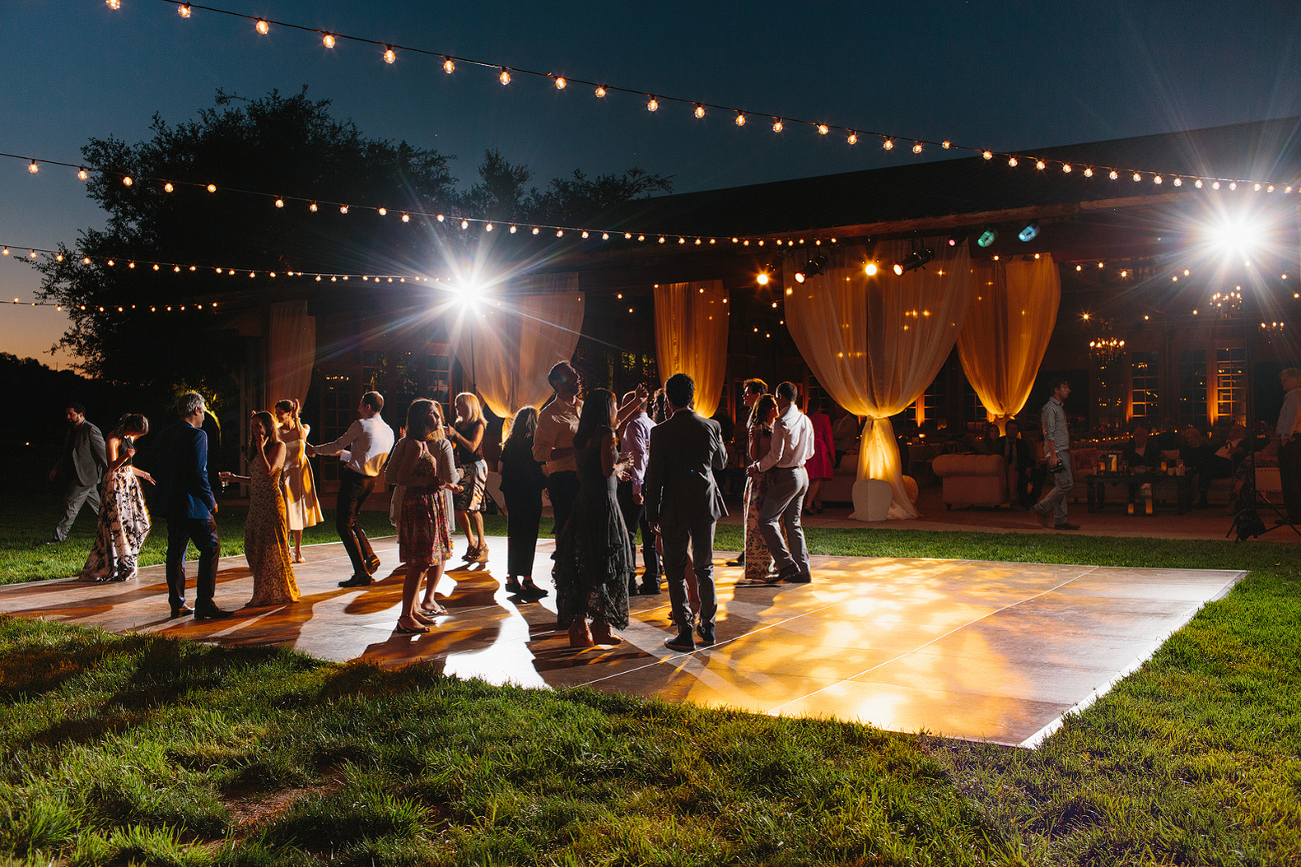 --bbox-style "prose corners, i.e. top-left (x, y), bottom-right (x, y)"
top-left (0, 499), bottom-right (1298, 865)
